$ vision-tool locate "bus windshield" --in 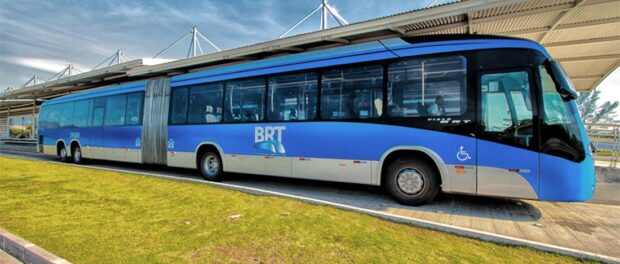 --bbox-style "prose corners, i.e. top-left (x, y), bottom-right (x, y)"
top-left (539, 63), bottom-right (585, 162)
